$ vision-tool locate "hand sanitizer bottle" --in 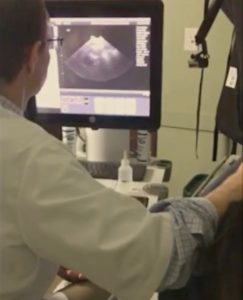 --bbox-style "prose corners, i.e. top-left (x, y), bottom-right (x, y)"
top-left (116, 150), bottom-right (133, 193)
